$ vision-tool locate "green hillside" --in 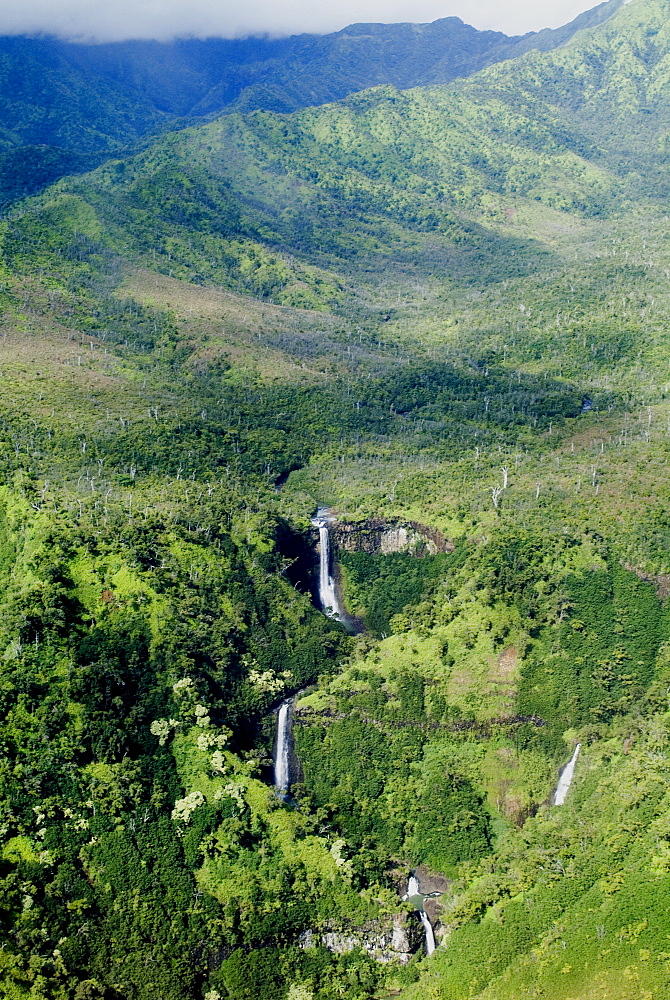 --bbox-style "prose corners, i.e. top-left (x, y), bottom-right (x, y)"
top-left (0, 1), bottom-right (623, 208)
top-left (1, 2), bottom-right (670, 999)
